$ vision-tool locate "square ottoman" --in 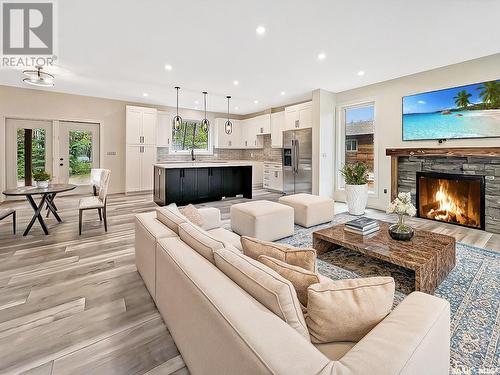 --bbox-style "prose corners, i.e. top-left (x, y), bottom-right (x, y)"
top-left (279, 193), bottom-right (334, 228)
top-left (230, 200), bottom-right (294, 241)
